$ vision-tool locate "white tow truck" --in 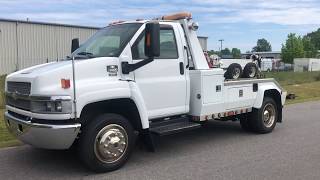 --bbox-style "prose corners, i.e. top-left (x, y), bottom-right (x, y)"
top-left (4, 12), bottom-right (286, 172)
